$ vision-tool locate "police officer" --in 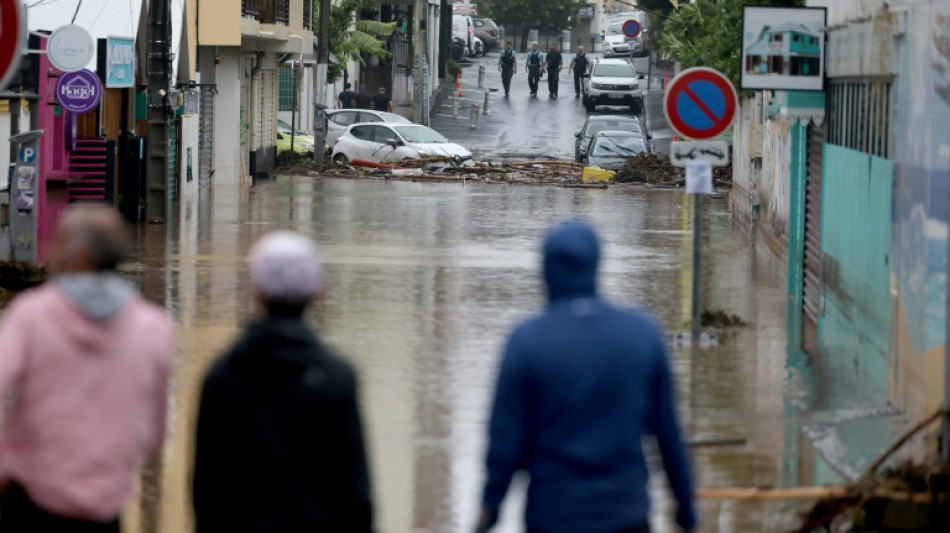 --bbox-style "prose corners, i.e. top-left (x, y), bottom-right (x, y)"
top-left (543, 43), bottom-right (563, 99)
top-left (525, 43), bottom-right (544, 97)
top-left (497, 42), bottom-right (517, 97)
top-left (568, 45), bottom-right (591, 99)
